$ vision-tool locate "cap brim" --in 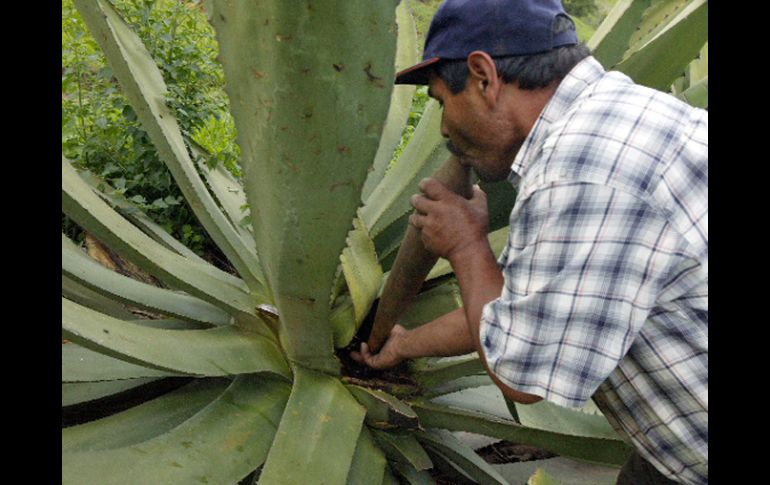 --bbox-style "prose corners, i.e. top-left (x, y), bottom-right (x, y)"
top-left (395, 57), bottom-right (441, 85)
